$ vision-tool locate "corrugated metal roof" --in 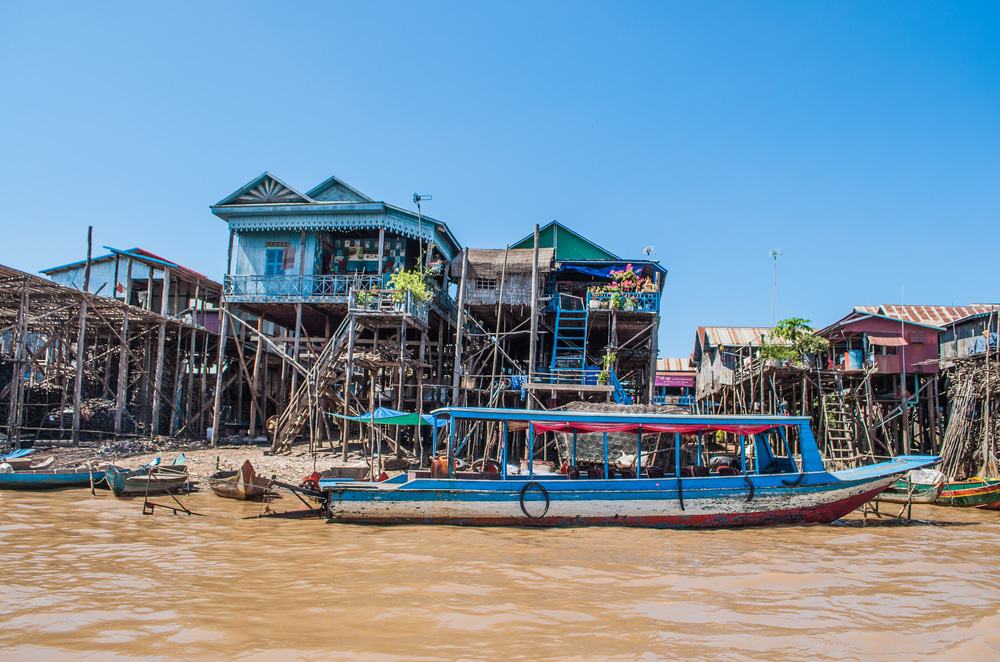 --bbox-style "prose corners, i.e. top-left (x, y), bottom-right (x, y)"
top-left (656, 357), bottom-right (694, 372)
top-left (42, 246), bottom-right (221, 291)
top-left (700, 326), bottom-right (774, 348)
top-left (875, 304), bottom-right (995, 327)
